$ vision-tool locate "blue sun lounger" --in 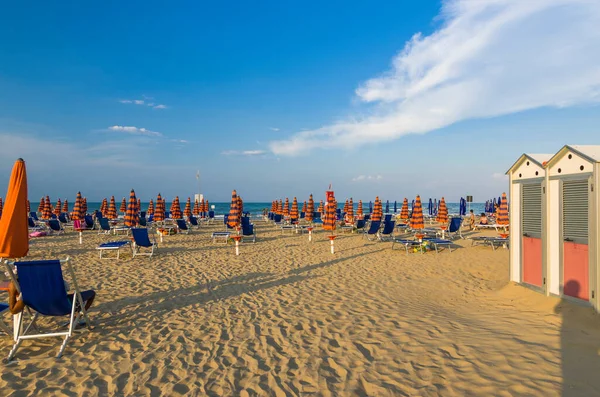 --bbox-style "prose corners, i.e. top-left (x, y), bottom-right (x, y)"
top-left (96, 241), bottom-right (131, 259)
